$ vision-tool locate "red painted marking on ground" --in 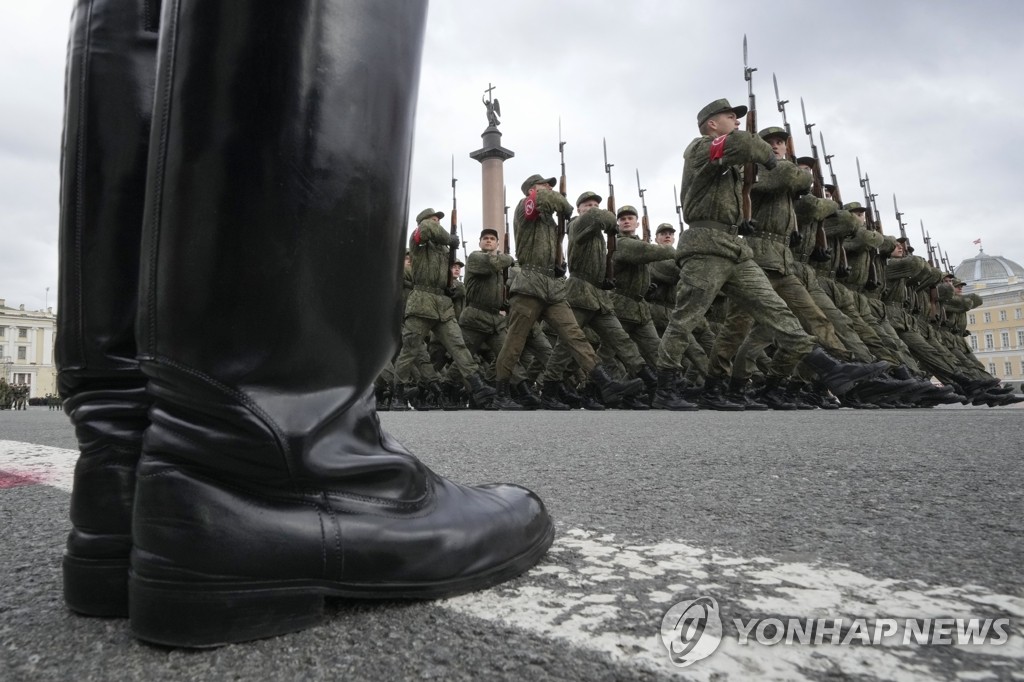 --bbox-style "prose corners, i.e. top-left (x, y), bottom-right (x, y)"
top-left (0, 470), bottom-right (44, 489)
